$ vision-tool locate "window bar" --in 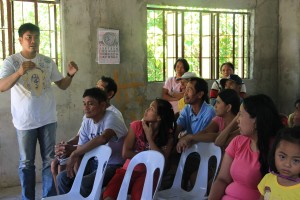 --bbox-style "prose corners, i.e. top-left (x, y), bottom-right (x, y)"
top-left (242, 14), bottom-right (246, 78)
top-left (210, 13), bottom-right (214, 79)
top-left (54, 3), bottom-right (58, 65)
top-left (199, 12), bottom-right (202, 77)
top-left (175, 11), bottom-right (178, 59)
top-left (1, 0), bottom-right (5, 59)
top-left (232, 14), bottom-right (236, 66)
top-left (181, 11), bottom-right (184, 57)
top-left (10, 0), bottom-right (14, 54)
top-left (13, 0), bottom-right (55, 3)
top-left (34, 0), bottom-right (38, 25)
top-left (47, 4), bottom-right (52, 59)
top-left (246, 14), bottom-right (250, 78)
top-left (216, 13), bottom-right (220, 79)
top-left (162, 10), bottom-right (166, 81)
top-left (213, 13), bottom-right (217, 79)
